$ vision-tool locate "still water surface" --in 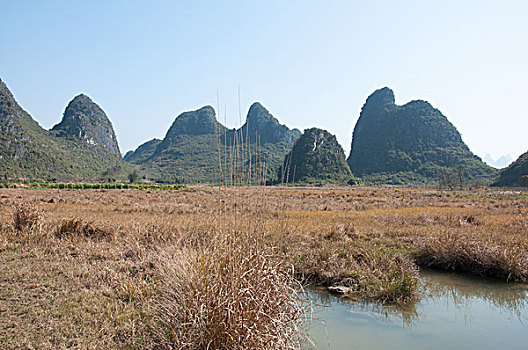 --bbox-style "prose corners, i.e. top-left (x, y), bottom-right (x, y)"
top-left (306, 270), bottom-right (528, 350)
